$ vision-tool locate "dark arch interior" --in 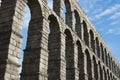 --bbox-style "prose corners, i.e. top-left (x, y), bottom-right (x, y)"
top-left (93, 56), bottom-right (98, 80)
top-left (20, 5), bottom-right (30, 74)
top-left (47, 0), bottom-right (69, 24)
top-left (85, 49), bottom-right (92, 79)
top-left (107, 70), bottom-right (110, 80)
top-left (64, 0), bottom-right (71, 24)
top-left (27, 0), bottom-right (42, 19)
top-left (20, 0), bottom-right (43, 79)
top-left (77, 41), bottom-right (85, 79)
top-left (110, 73), bottom-right (112, 80)
top-left (100, 43), bottom-right (104, 62)
top-left (65, 0), bottom-right (73, 29)
top-left (103, 66), bottom-right (107, 80)
top-left (98, 61), bottom-right (103, 80)
top-left (64, 29), bottom-right (75, 80)
top-left (48, 15), bottom-right (60, 33)
top-left (74, 10), bottom-right (81, 39)
top-left (113, 62), bottom-right (115, 73)
top-left (25, 0), bottom-right (43, 48)
top-left (95, 37), bottom-right (100, 58)
top-left (64, 0), bottom-right (71, 12)
top-left (90, 30), bottom-right (95, 52)
top-left (48, 15), bottom-right (61, 80)
top-left (110, 58), bottom-right (112, 71)
top-left (83, 21), bottom-right (89, 46)
top-left (108, 54), bottom-right (111, 69)
top-left (104, 49), bottom-right (108, 66)
top-left (74, 10), bottom-right (80, 30)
